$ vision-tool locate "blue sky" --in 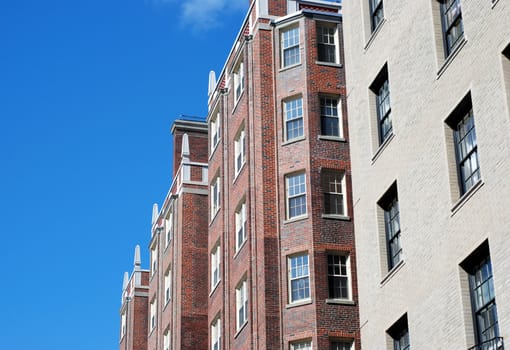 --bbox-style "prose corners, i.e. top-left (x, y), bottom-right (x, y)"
top-left (0, 1), bottom-right (247, 349)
